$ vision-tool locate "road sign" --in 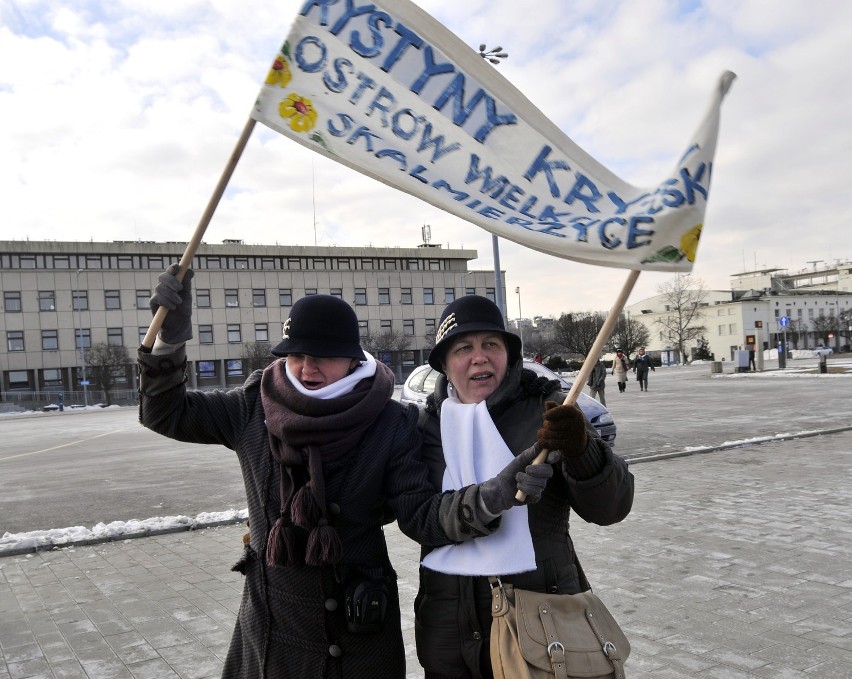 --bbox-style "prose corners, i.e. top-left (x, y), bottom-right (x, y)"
top-left (80, 380), bottom-right (90, 386)
top-left (779, 316), bottom-right (790, 327)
